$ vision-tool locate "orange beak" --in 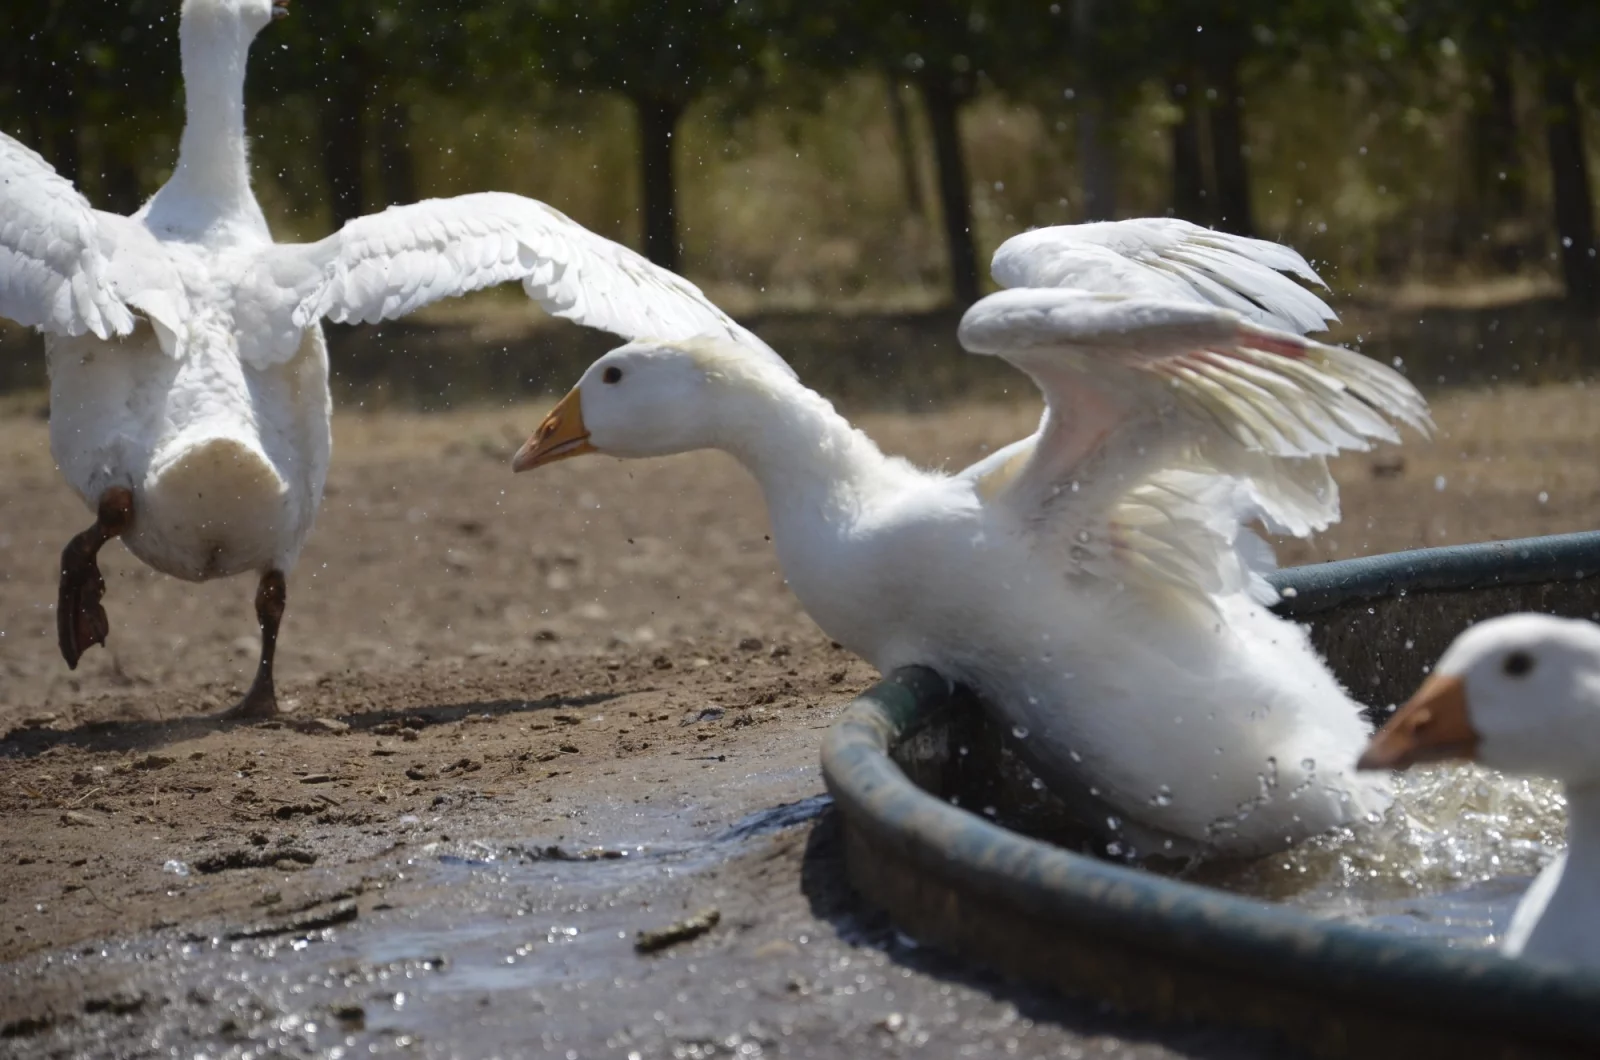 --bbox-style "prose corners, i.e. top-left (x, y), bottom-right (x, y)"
top-left (1356, 673), bottom-right (1479, 771)
top-left (512, 388), bottom-right (595, 472)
